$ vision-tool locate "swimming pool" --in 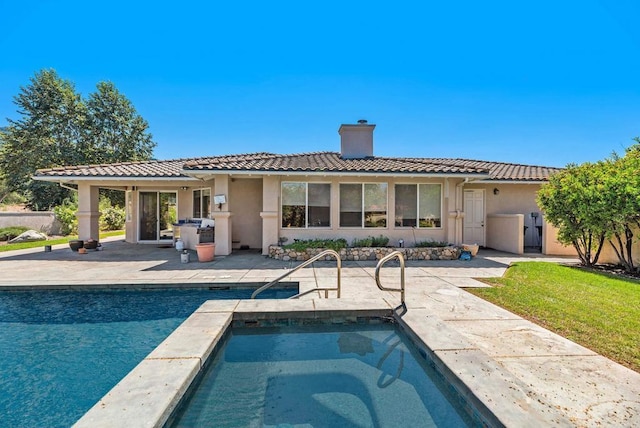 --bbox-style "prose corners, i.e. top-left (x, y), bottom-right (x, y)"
top-left (169, 324), bottom-right (477, 427)
top-left (0, 287), bottom-right (295, 428)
